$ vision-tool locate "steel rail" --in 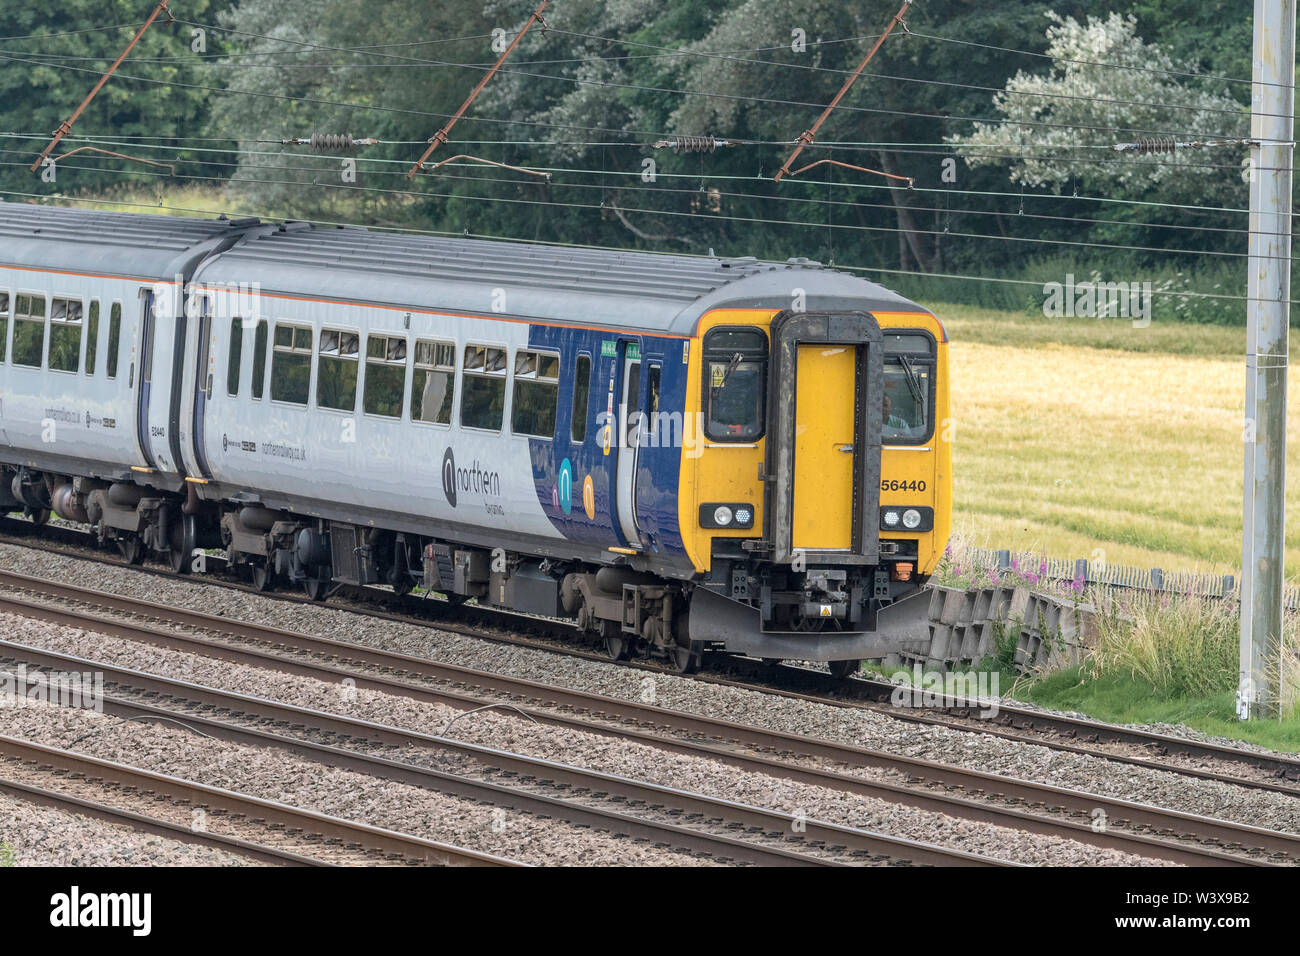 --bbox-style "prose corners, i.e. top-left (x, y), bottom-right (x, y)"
top-left (3, 523), bottom-right (1297, 813)
top-left (0, 632), bottom-right (998, 867)
top-left (0, 577), bottom-right (1287, 866)
top-left (0, 733), bottom-right (511, 867)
